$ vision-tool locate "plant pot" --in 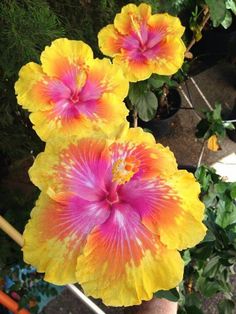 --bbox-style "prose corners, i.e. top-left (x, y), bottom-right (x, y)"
top-left (178, 165), bottom-right (197, 174)
top-left (226, 103), bottom-right (236, 143)
top-left (138, 88), bottom-right (181, 137)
